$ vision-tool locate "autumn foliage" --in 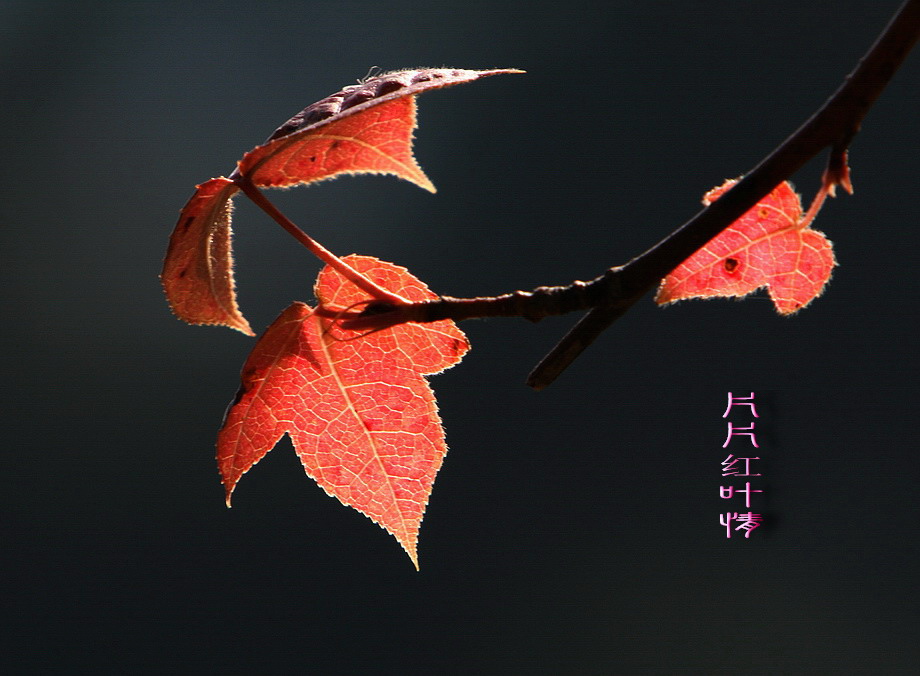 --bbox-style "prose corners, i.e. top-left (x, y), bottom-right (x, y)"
top-left (161, 68), bottom-right (519, 565)
top-left (218, 256), bottom-right (468, 569)
top-left (162, 67), bottom-right (854, 567)
top-left (656, 179), bottom-right (837, 314)
top-left (162, 68), bottom-right (519, 336)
